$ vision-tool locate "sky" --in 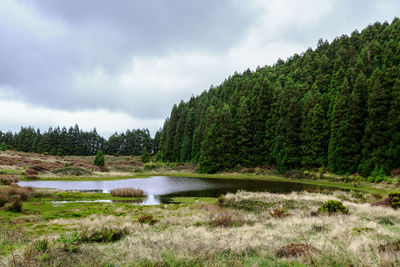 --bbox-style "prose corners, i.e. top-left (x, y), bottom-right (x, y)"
top-left (1, 0), bottom-right (399, 137)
